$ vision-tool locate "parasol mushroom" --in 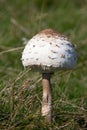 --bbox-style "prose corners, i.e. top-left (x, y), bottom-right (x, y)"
top-left (21, 29), bottom-right (77, 123)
